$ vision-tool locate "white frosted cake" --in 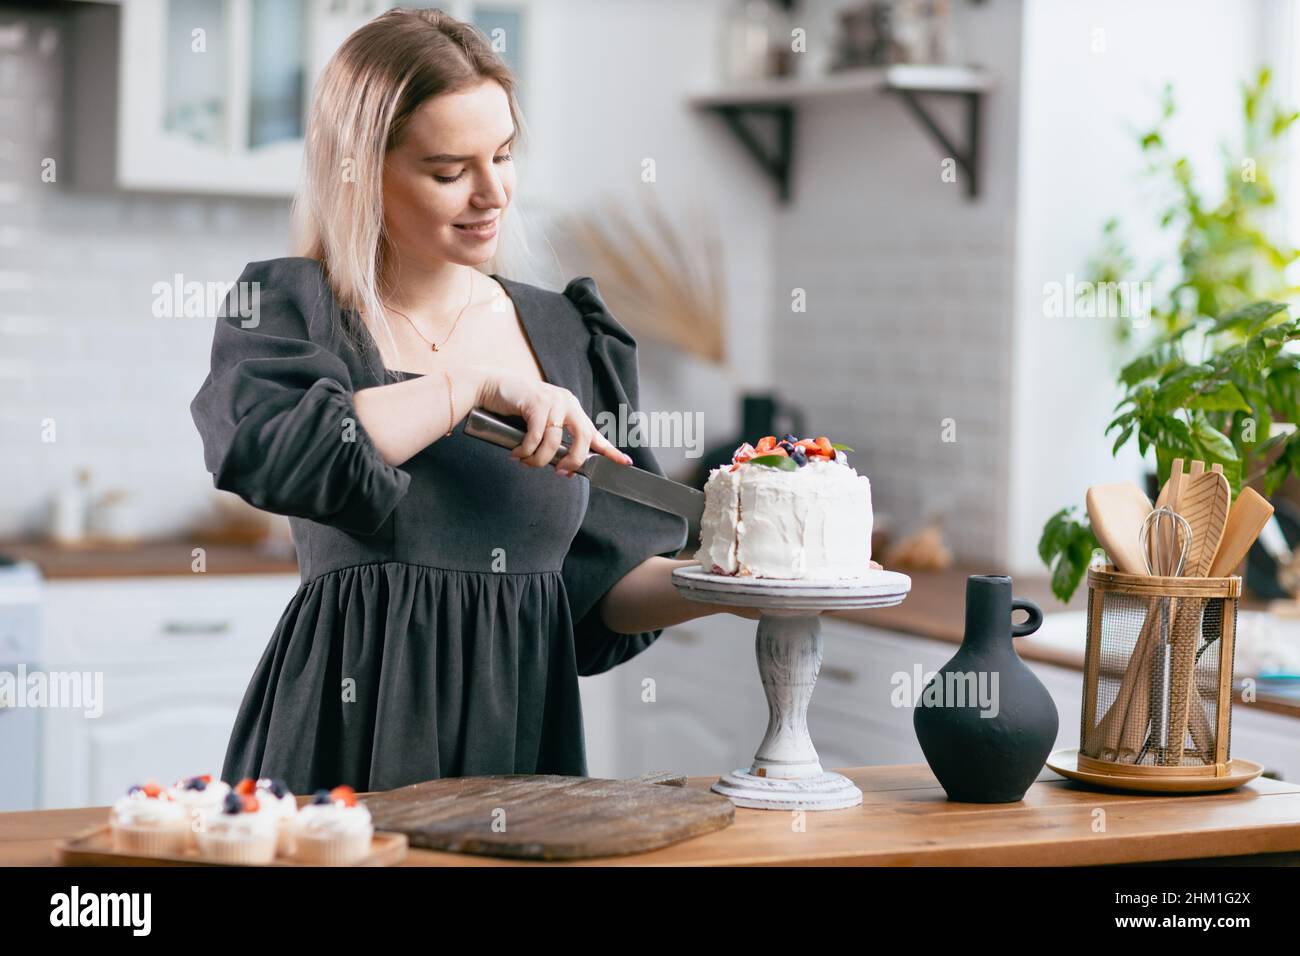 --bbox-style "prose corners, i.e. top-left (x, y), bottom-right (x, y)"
top-left (698, 434), bottom-right (873, 579)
